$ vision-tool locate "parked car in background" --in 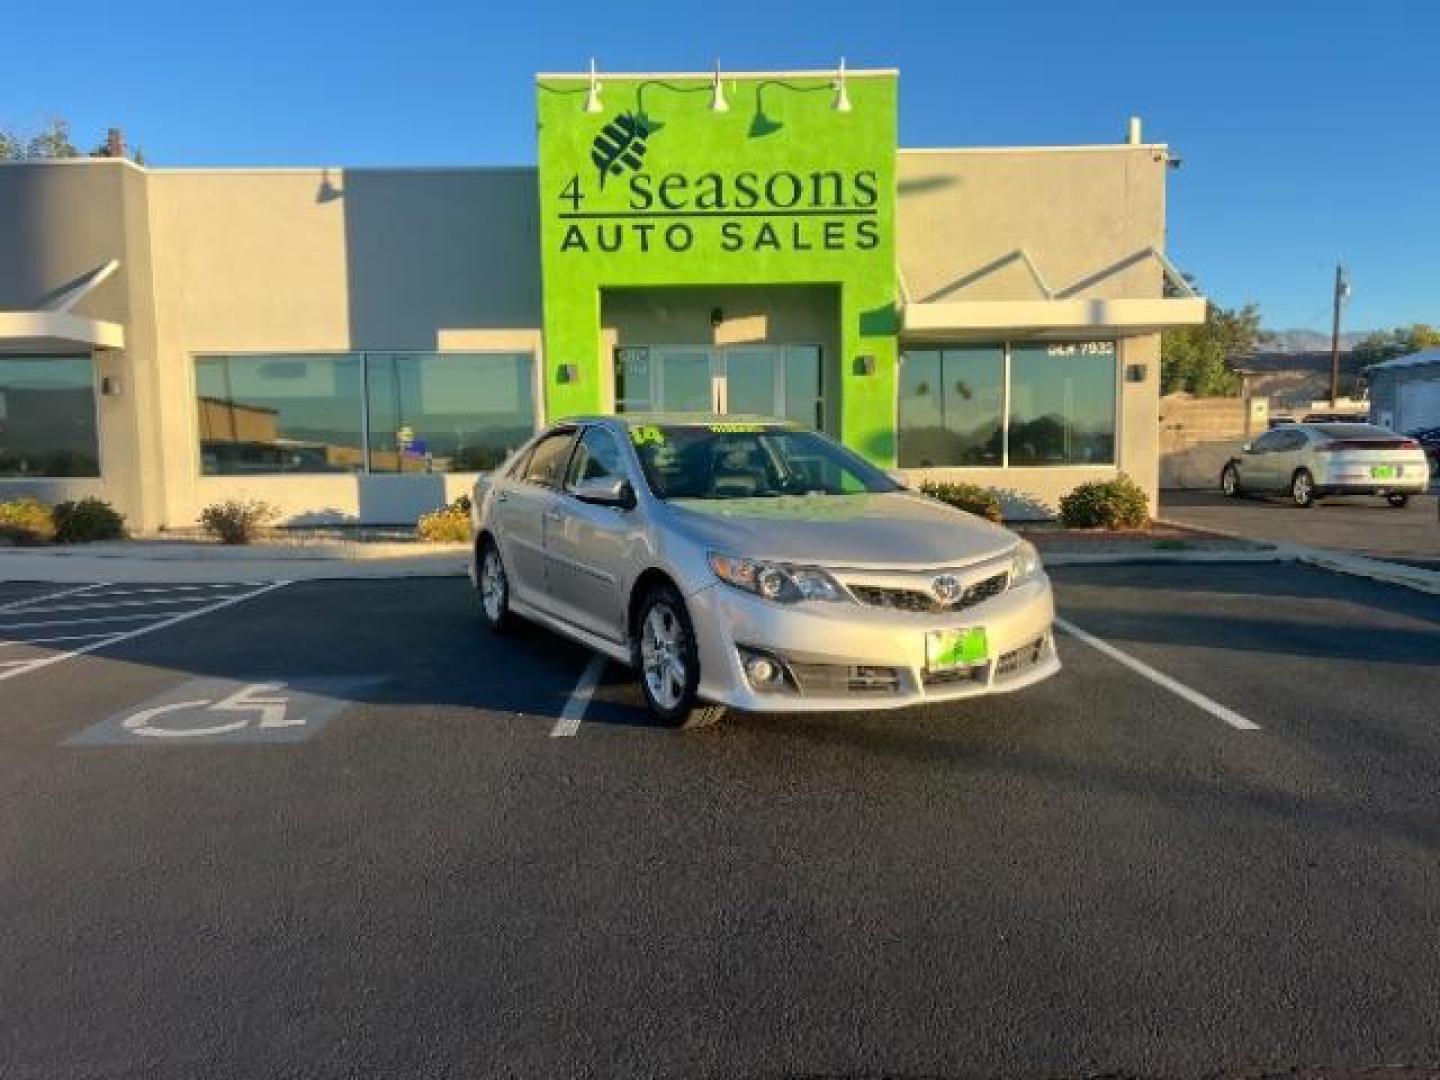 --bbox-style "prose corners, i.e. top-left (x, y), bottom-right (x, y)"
top-left (1221, 423), bottom-right (1431, 508)
top-left (1404, 426), bottom-right (1440, 471)
top-left (470, 416), bottom-right (1058, 727)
